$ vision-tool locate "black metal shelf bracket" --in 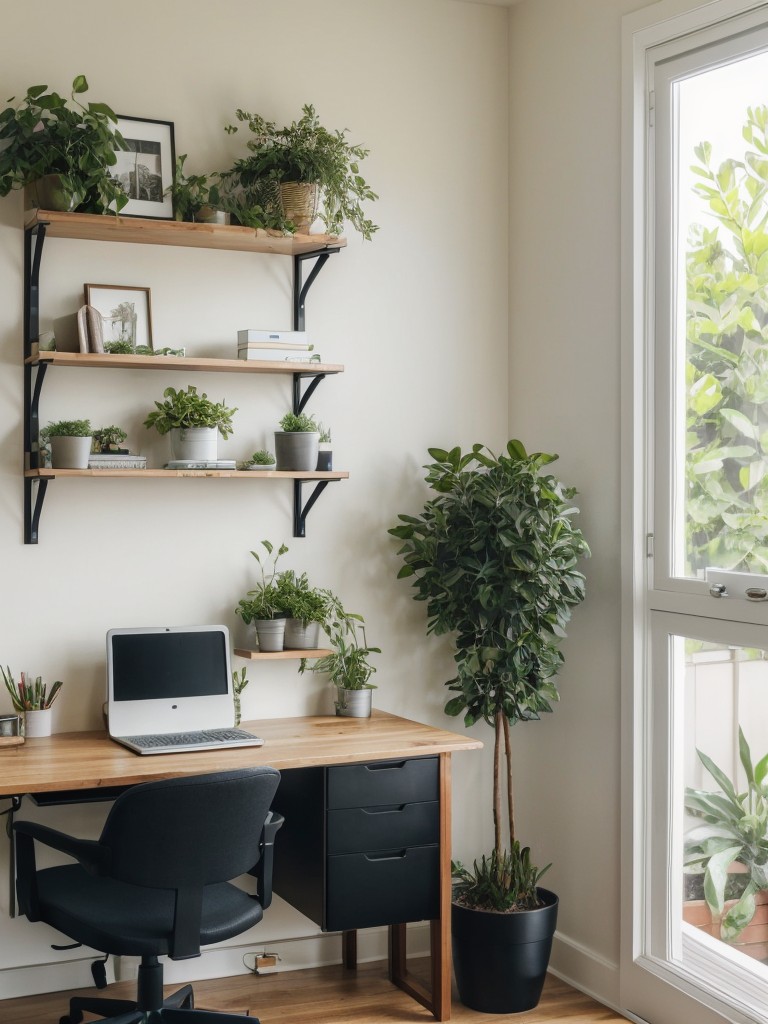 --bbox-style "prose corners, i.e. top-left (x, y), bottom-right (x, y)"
top-left (24, 477), bottom-right (48, 545)
top-left (24, 222), bottom-right (50, 544)
top-left (292, 372), bottom-right (327, 416)
top-left (293, 248), bottom-right (340, 332)
top-left (294, 479), bottom-right (339, 538)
